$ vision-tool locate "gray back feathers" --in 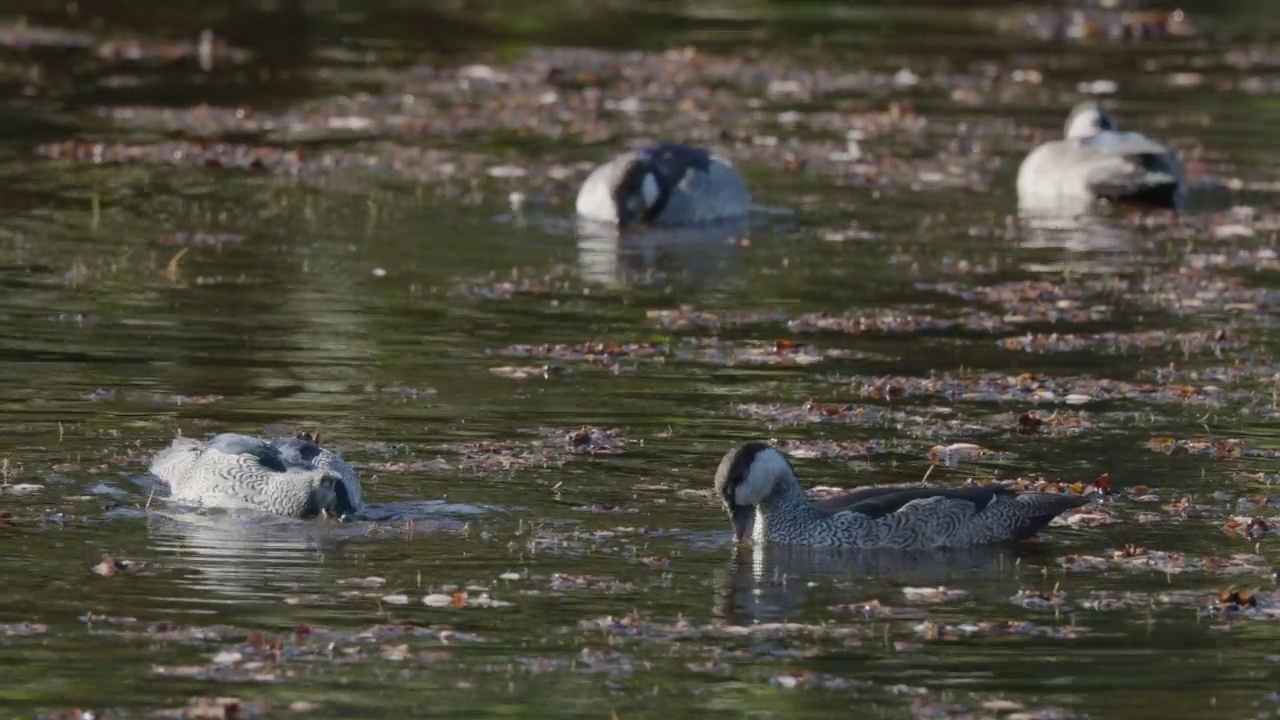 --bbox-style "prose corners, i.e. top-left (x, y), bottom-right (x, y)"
top-left (713, 443), bottom-right (1088, 549)
top-left (149, 432), bottom-right (365, 519)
